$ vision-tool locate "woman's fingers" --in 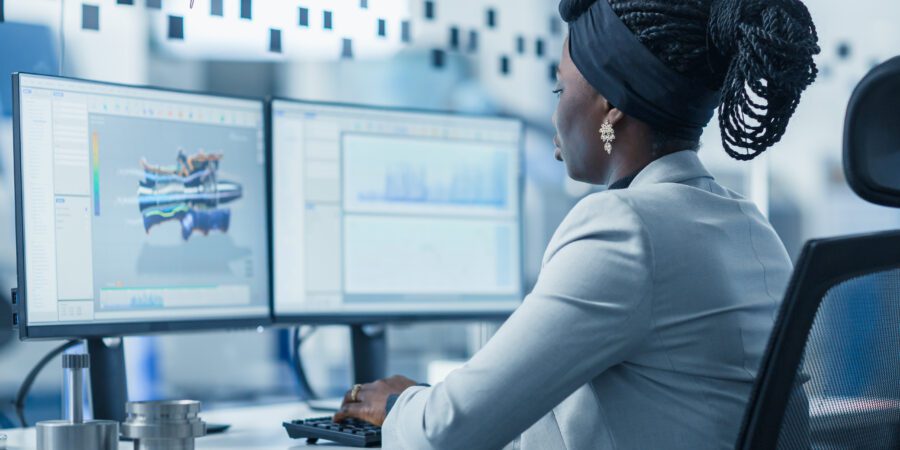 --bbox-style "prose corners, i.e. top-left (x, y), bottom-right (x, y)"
top-left (333, 401), bottom-right (367, 424)
top-left (332, 377), bottom-right (411, 426)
